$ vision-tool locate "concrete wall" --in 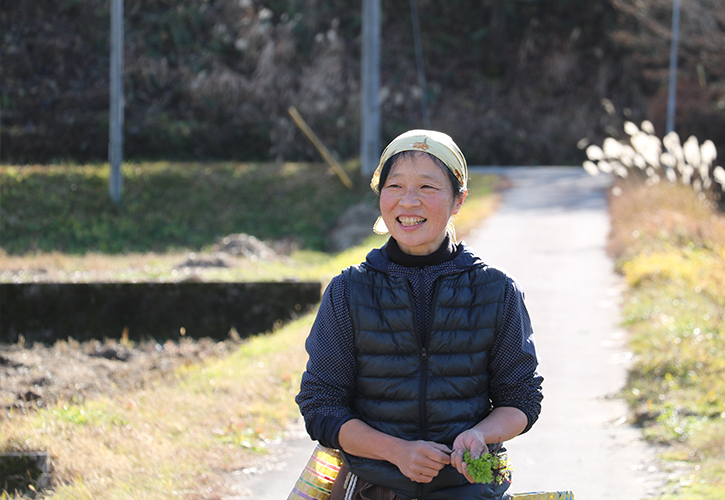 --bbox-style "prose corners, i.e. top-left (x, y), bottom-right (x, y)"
top-left (0, 282), bottom-right (321, 344)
